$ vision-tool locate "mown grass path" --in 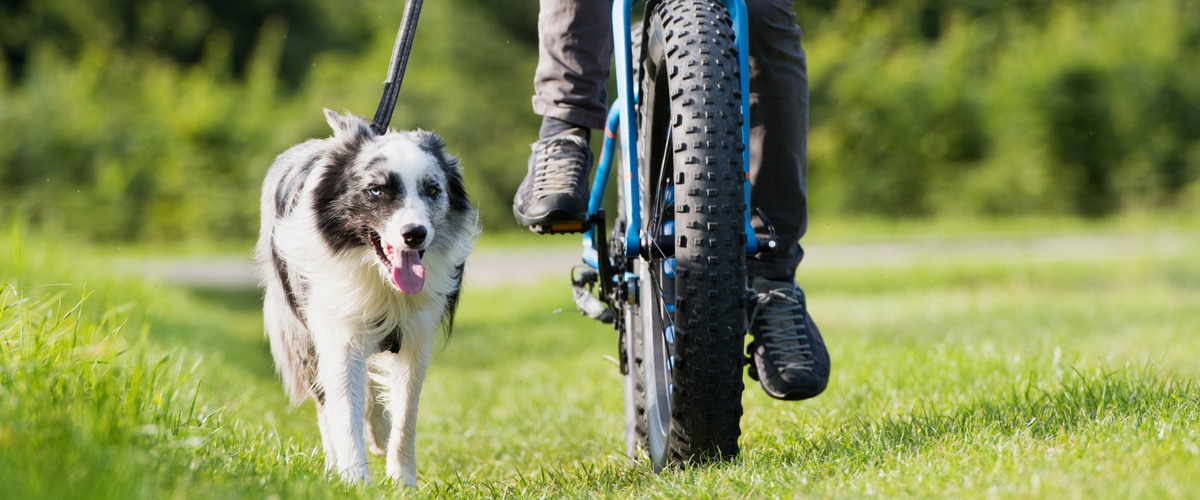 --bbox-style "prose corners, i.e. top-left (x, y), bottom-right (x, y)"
top-left (2, 232), bottom-right (1198, 498)
top-left (130, 231), bottom-right (1200, 288)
